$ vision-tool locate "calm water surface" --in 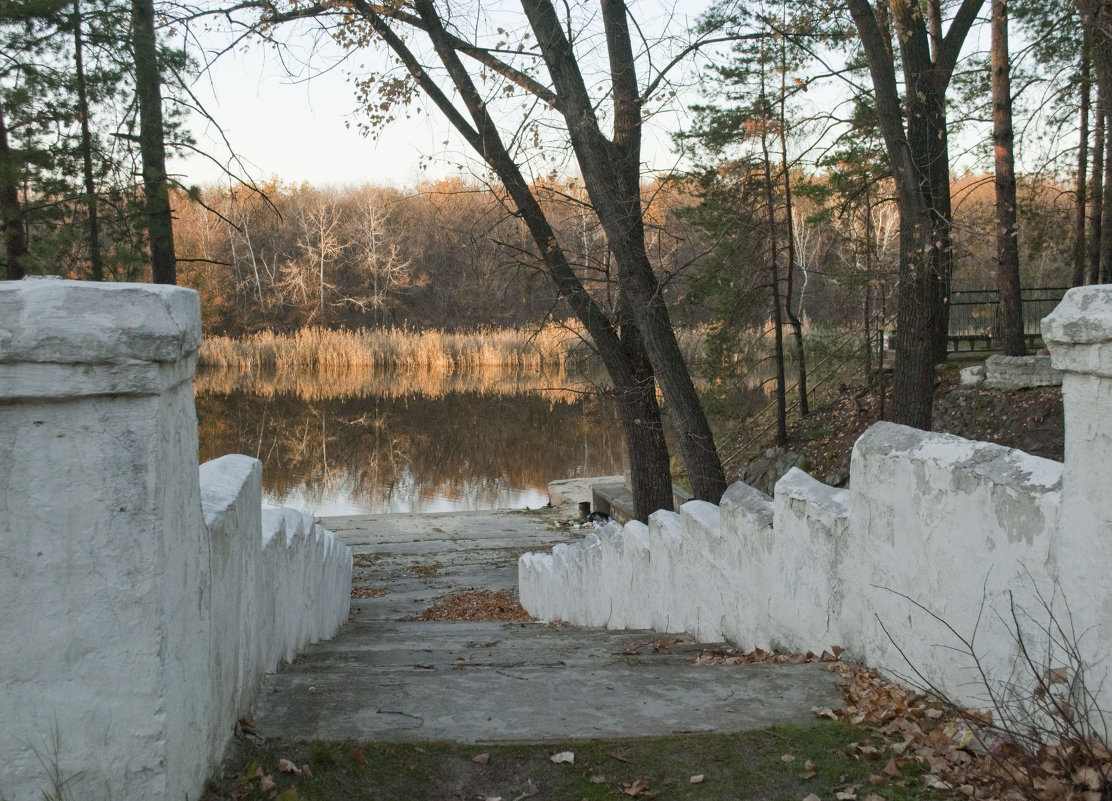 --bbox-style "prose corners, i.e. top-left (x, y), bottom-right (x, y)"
top-left (195, 368), bottom-right (628, 516)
